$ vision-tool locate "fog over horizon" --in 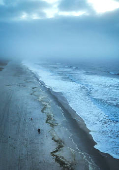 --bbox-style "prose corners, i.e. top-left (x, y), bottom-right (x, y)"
top-left (0, 0), bottom-right (119, 65)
